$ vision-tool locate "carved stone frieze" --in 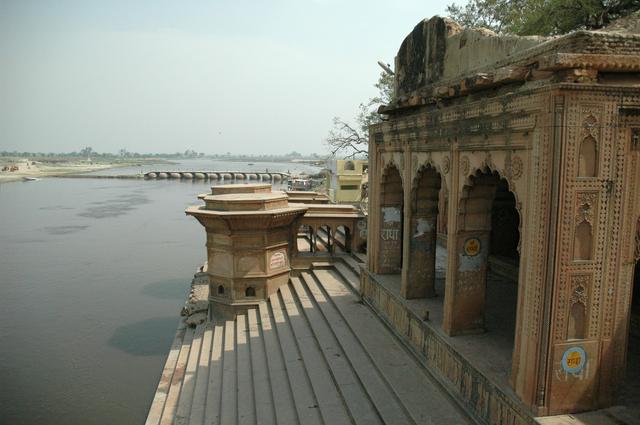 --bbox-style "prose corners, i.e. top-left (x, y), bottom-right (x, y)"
top-left (570, 275), bottom-right (589, 306)
top-left (582, 114), bottom-right (599, 138)
top-left (511, 155), bottom-right (523, 180)
top-left (460, 156), bottom-right (470, 176)
top-left (575, 192), bottom-right (598, 225)
top-left (442, 156), bottom-right (451, 174)
top-left (483, 151), bottom-right (494, 170)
